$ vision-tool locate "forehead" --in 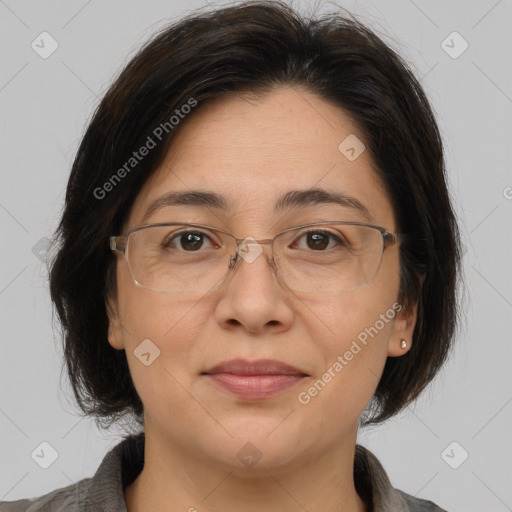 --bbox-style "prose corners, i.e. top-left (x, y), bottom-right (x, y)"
top-left (128, 86), bottom-right (396, 229)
